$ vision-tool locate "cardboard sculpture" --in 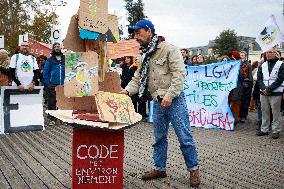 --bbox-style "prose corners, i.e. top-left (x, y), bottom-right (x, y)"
top-left (64, 51), bottom-right (99, 97)
top-left (57, 0), bottom-right (141, 126)
top-left (47, 1), bottom-right (142, 189)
